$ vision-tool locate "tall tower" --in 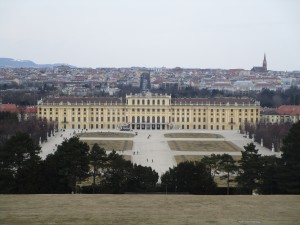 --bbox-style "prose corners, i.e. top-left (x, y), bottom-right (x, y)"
top-left (263, 53), bottom-right (267, 71)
